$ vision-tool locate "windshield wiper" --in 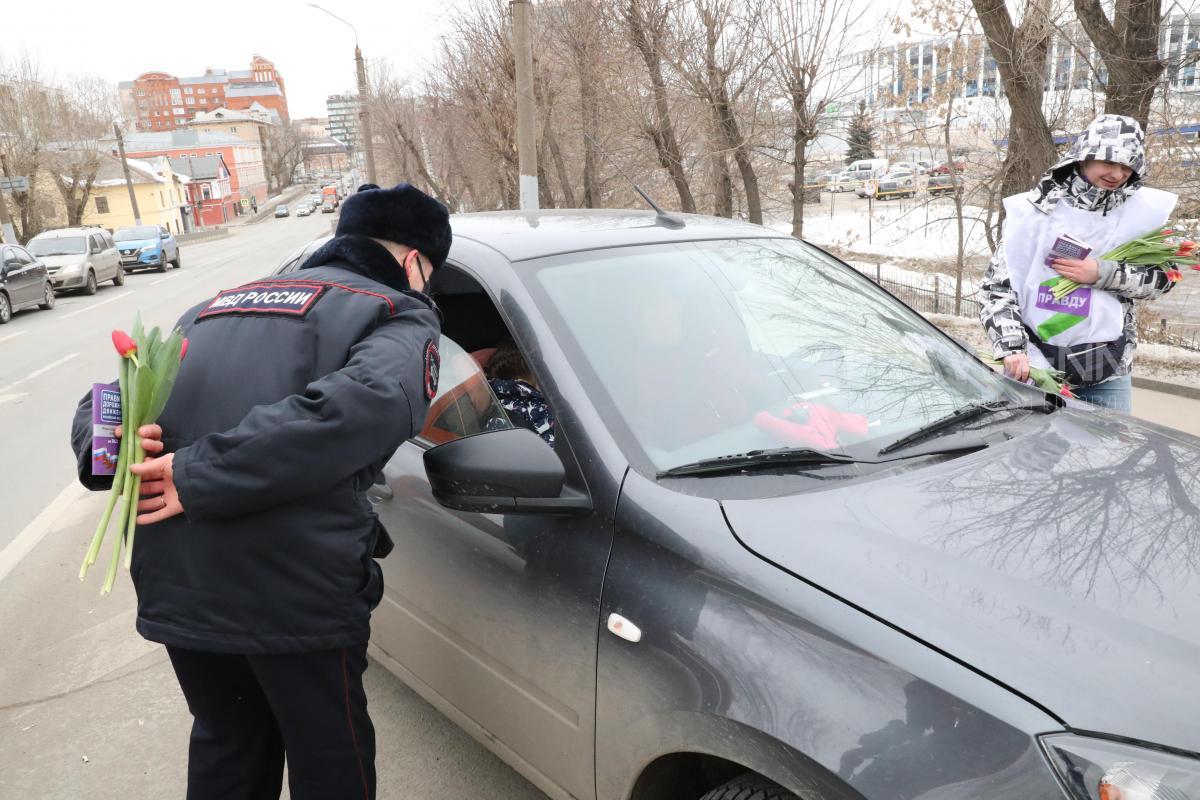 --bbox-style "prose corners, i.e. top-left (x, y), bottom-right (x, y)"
top-left (878, 399), bottom-right (1054, 456)
top-left (657, 447), bottom-right (862, 478)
